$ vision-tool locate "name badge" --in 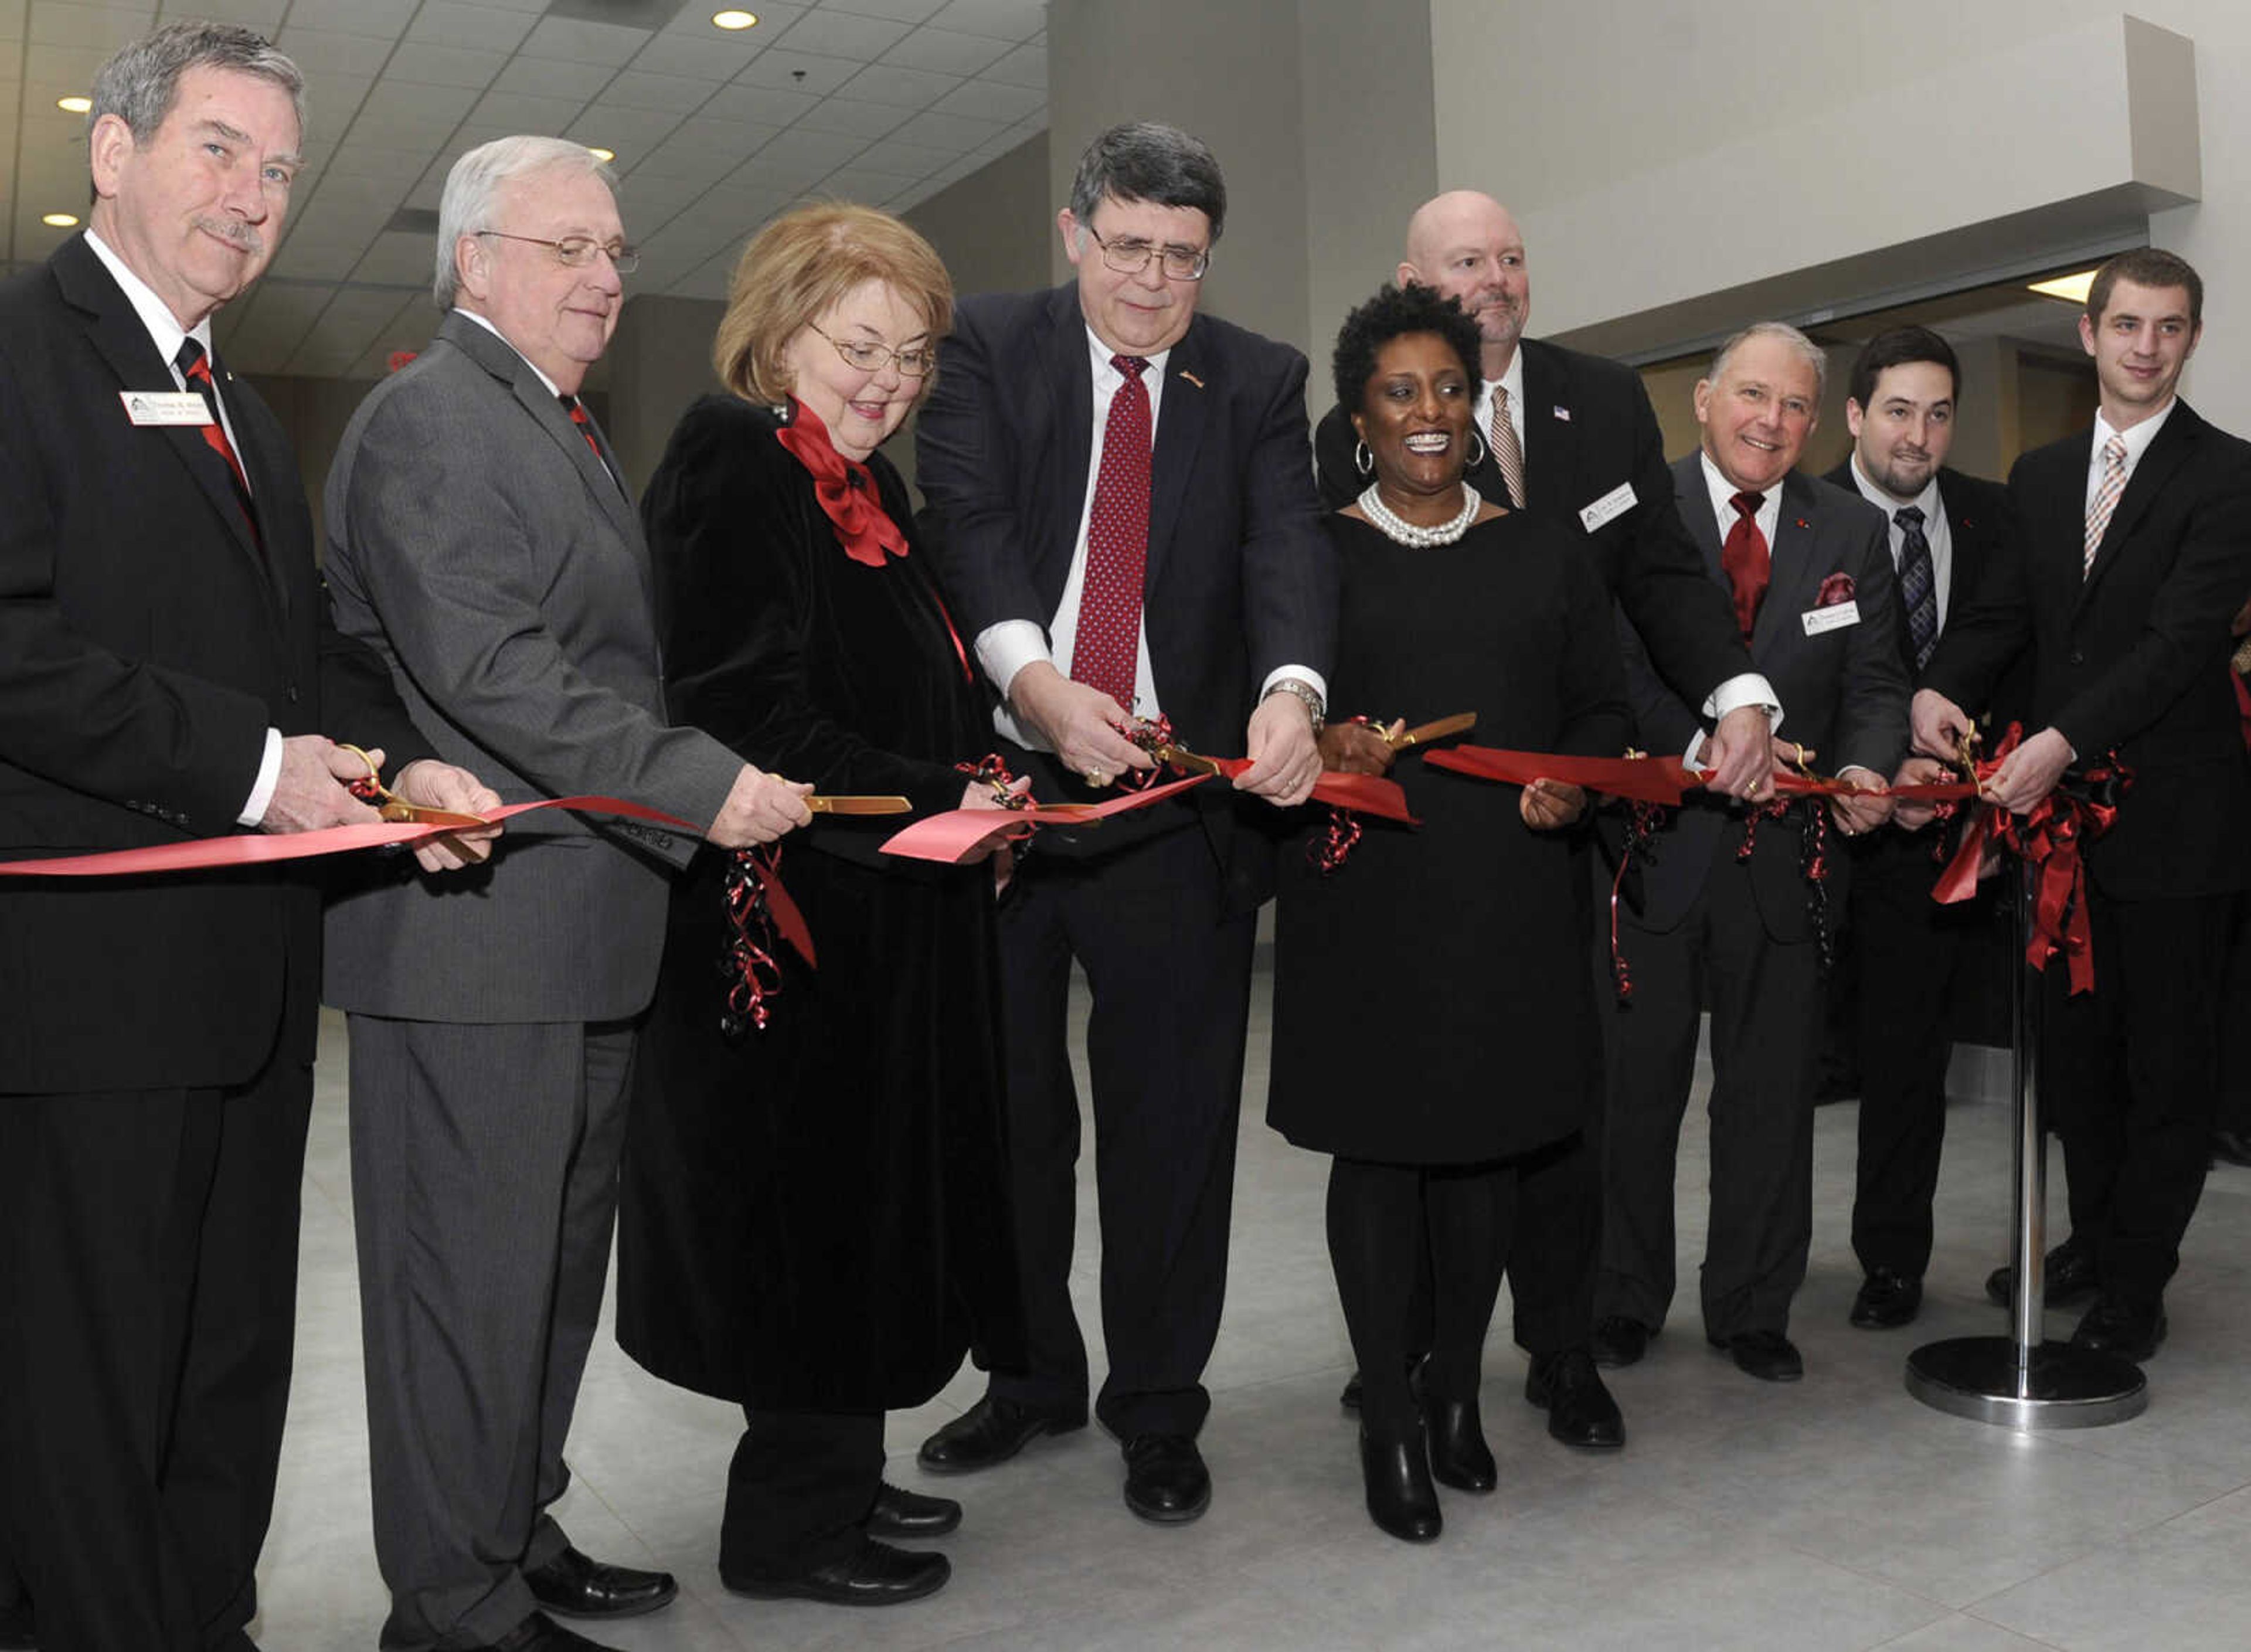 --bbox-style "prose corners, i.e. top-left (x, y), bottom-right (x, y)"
top-left (121, 390), bottom-right (213, 427)
top-left (1802, 600), bottom-right (1861, 637)
top-left (1579, 481), bottom-right (1635, 533)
